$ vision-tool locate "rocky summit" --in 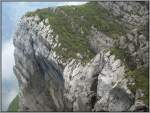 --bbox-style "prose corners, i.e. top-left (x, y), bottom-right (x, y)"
top-left (12, 1), bottom-right (149, 112)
